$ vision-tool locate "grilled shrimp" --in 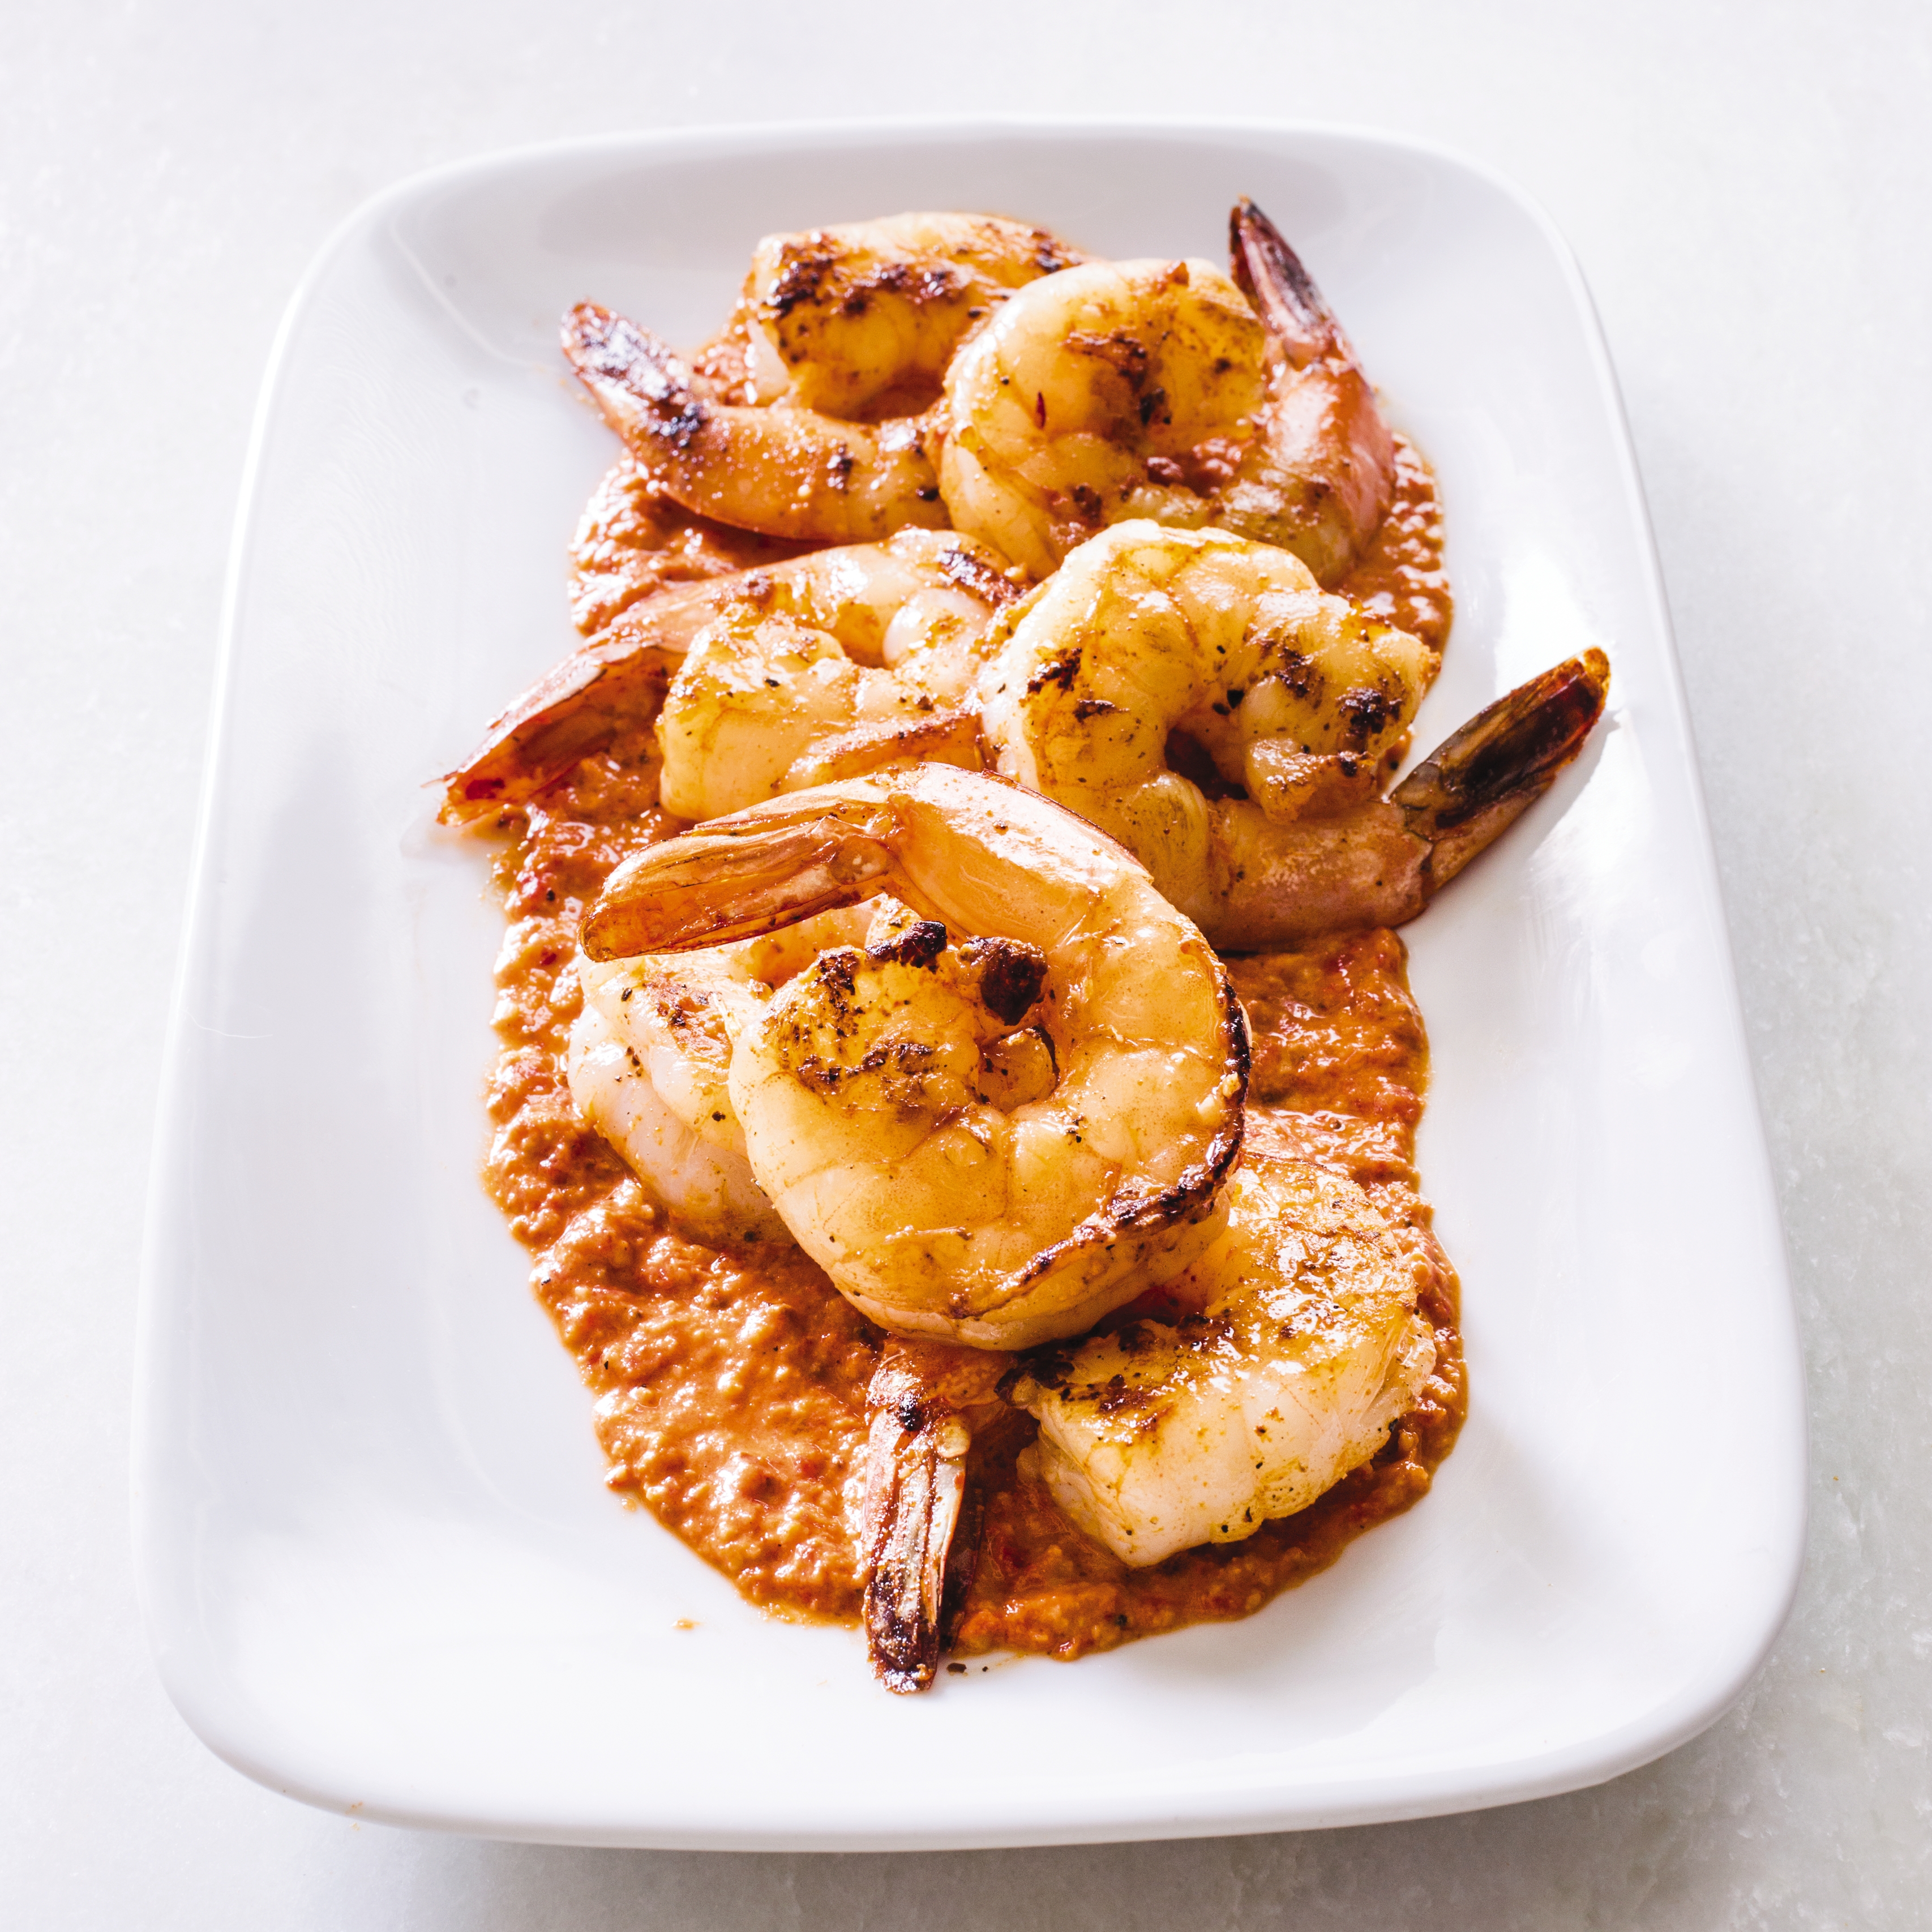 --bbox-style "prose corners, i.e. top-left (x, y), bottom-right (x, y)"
top-left (564, 303), bottom-right (947, 544)
top-left (938, 199), bottom-right (1396, 585)
top-left (938, 252), bottom-right (1262, 579)
top-left (976, 521), bottom-right (1433, 933)
top-left (1009, 1154), bottom-right (1438, 1566)
top-left (978, 524), bottom-right (1609, 950)
top-left (439, 532), bottom-right (1021, 823)
top-left (564, 209), bottom-right (1082, 543)
top-left (578, 764), bottom-right (1250, 1350)
top-left (657, 528), bottom-right (1022, 821)
top-left (739, 212), bottom-right (1085, 417)
top-left (566, 907), bottom-right (868, 1246)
